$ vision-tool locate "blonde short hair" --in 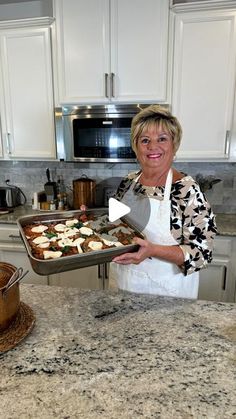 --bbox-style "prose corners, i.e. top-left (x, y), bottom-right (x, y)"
top-left (131, 105), bottom-right (182, 154)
